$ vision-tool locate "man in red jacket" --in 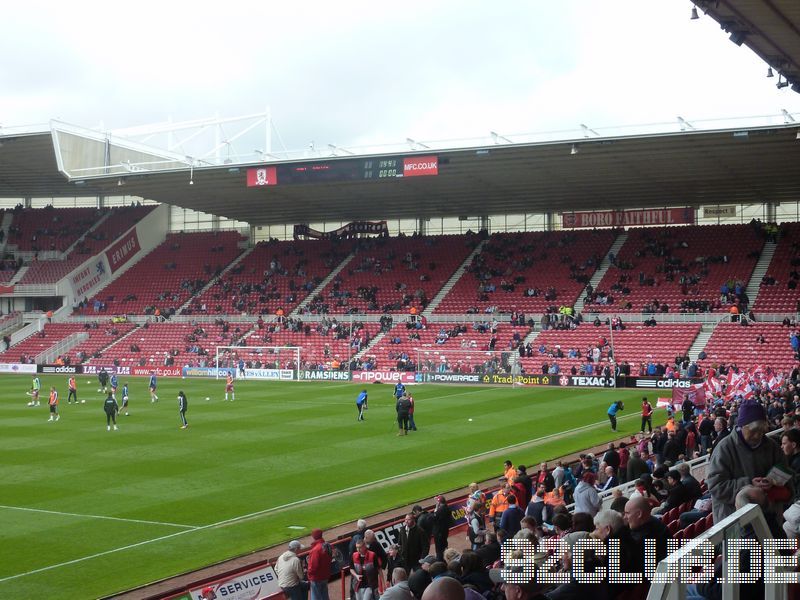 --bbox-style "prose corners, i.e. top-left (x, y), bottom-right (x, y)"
top-left (307, 529), bottom-right (332, 600)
